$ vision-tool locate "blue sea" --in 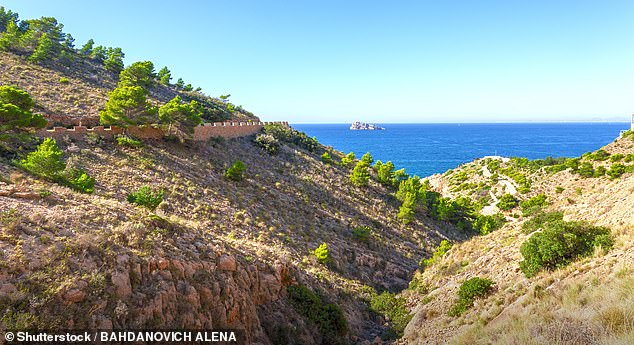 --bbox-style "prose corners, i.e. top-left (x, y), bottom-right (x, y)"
top-left (293, 123), bottom-right (630, 177)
